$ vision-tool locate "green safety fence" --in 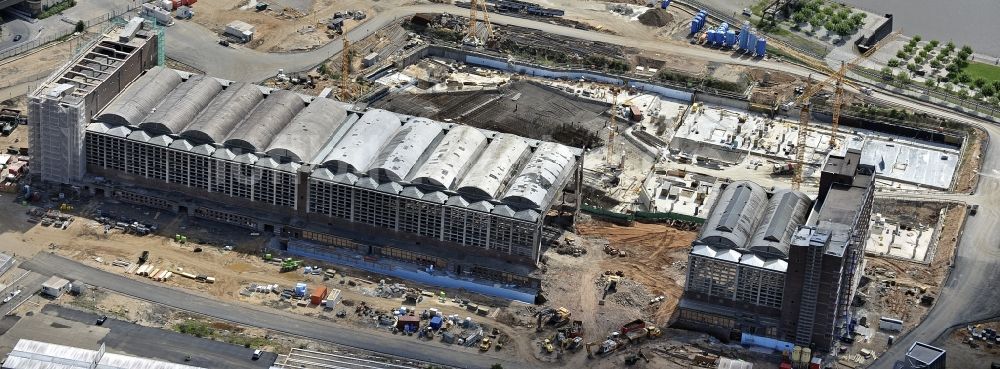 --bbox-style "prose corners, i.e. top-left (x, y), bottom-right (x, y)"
top-left (580, 205), bottom-right (705, 225)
